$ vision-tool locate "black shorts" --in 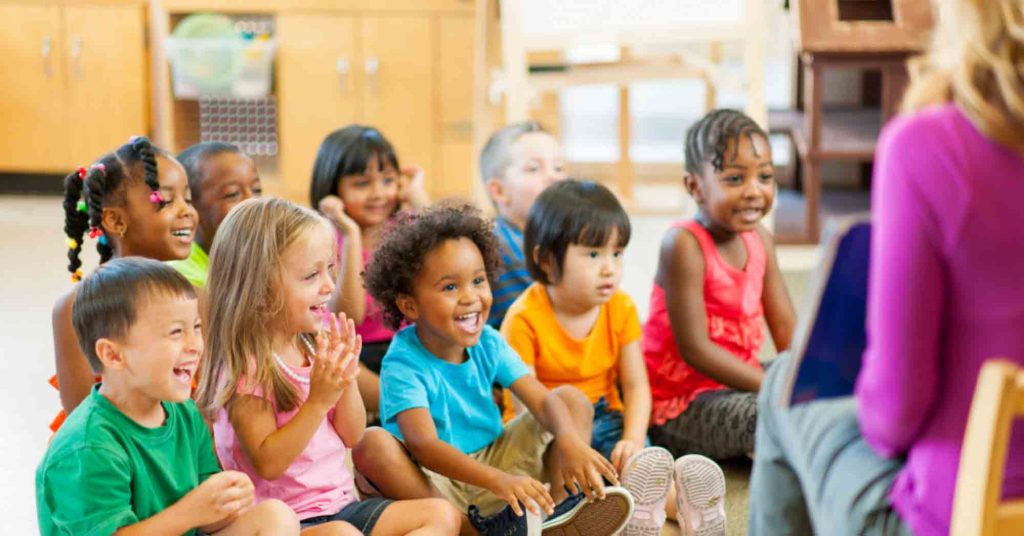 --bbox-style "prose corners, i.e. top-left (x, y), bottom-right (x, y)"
top-left (299, 498), bottom-right (393, 533)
